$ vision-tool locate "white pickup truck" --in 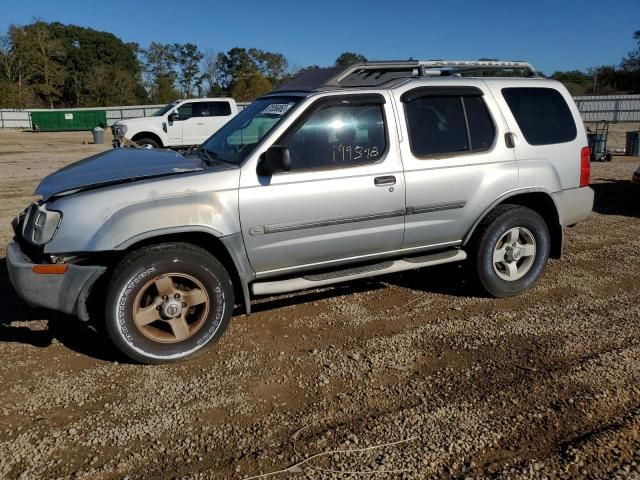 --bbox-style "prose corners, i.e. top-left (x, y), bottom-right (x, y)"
top-left (111, 98), bottom-right (238, 149)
